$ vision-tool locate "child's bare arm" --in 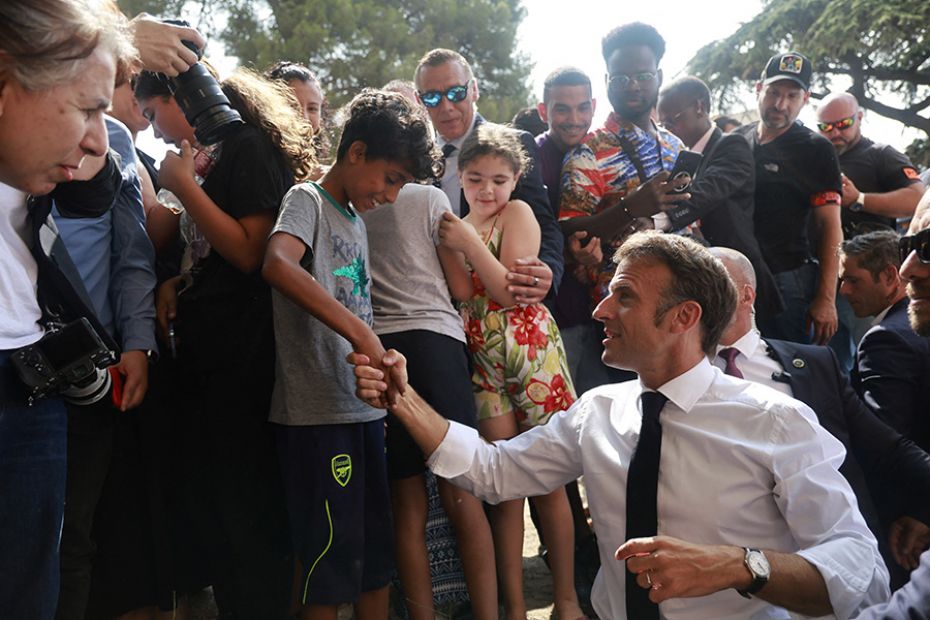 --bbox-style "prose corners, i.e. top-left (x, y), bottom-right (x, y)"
top-left (442, 201), bottom-right (539, 307)
top-left (262, 231), bottom-right (386, 366)
top-left (437, 244), bottom-right (473, 302)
